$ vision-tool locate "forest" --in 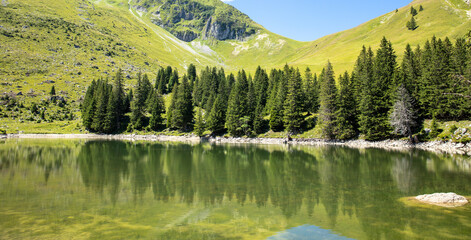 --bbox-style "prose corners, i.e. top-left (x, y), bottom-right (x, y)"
top-left (81, 36), bottom-right (471, 141)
